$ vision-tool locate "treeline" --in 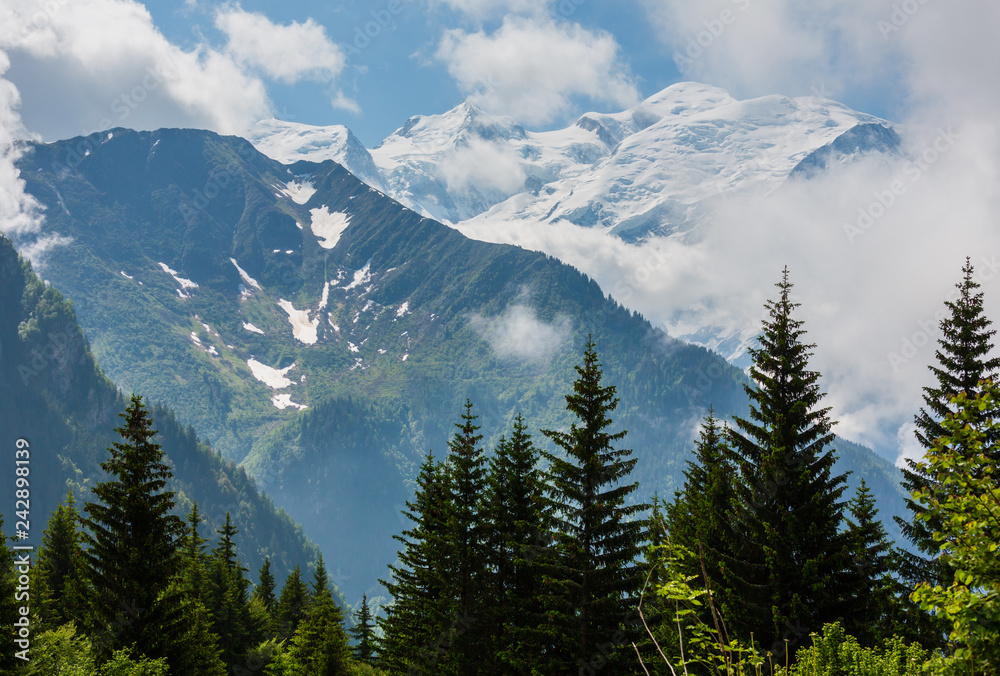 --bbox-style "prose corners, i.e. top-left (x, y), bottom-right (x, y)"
top-left (5, 260), bottom-right (1000, 675)
top-left (0, 396), bottom-right (376, 675)
top-left (375, 262), bottom-right (1000, 675)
